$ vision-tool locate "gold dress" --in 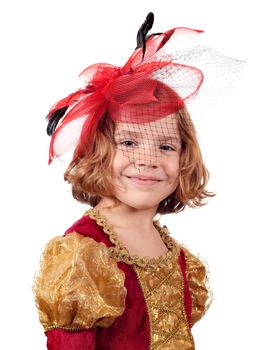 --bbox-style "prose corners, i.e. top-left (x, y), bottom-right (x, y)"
top-left (33, 208), bottom-right (212, 350)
